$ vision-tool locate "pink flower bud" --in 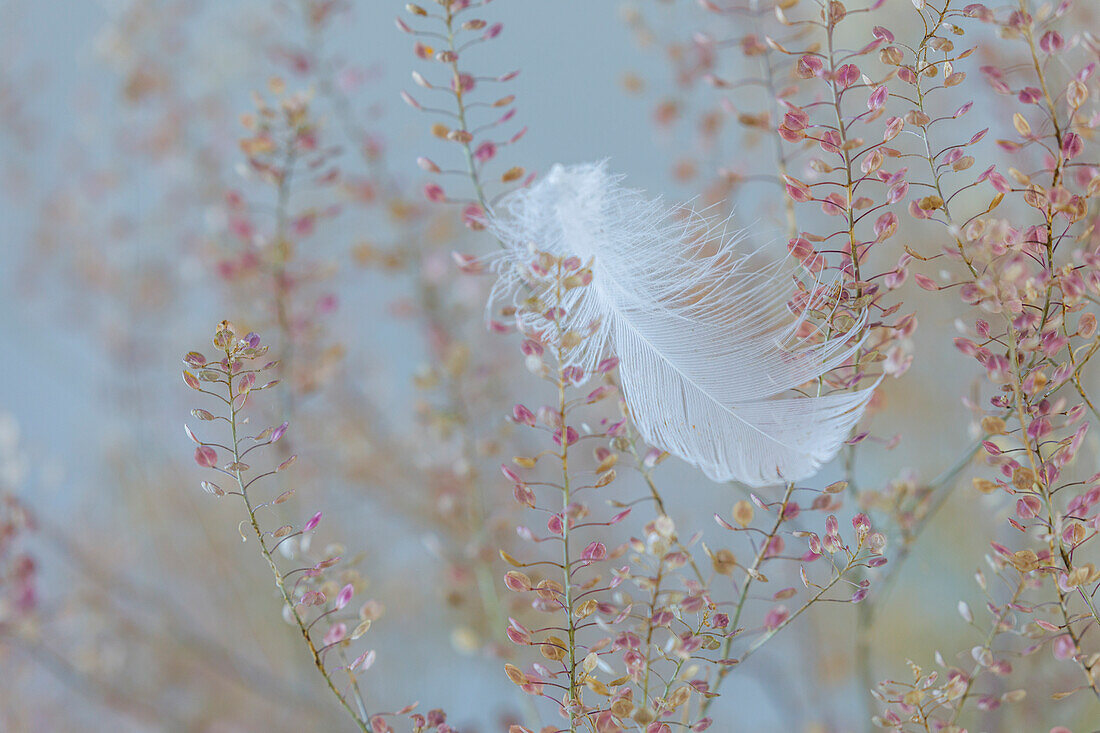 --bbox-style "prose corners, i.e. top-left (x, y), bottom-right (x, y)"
top-left (423, 183), bottom-right (446, 202)
top-left (835, 63), bottom-right (860, 88)
top-left (352, 649), bottom-right (376, 672)
top-left (194, 445), bottom-right (218, 468)
top-left (914, 273), bottom-right (939, 291)
top-left (586, 385), bottom-right (613, 404)
top-left (511, 404), bottom-right (536, 426)
top-left (796, 55), bottom-right (823, 78)
top-left (553, 426), bottom-right (579, 447)
top-left (852, 513), bottom-right (871, 538)
top-left (764, 605), bottom-right (789, 630)
top-left (474, 141), bottom-right (497, 163)
top-left (581, 541), bottom-right (607, 563)
top-left (335, 583), bottom-right (354, 610)
top-left (609, 508), bottom-right (631, 524)
top-left (1039, 30), bottom-right (1064, 54)
top-left (887, 181), bottom-right (909, 204)
top-left (985, 354), bottom-right (1010, 384)
top-left (512, 483), bottom-right (536, 508)
top-left (547, 514), bottom-right (564, 535)
top-left (462, 204), bottom-right (485, 230)
top-left (323, 622), bottom-right (347, 646)
top-left (1062, 132), bottom-right (1083, 160)
top-left (867, 85), bottom-right (888, 110)
top-left (597, 357), bottom-right (619, 373)
top-left (1052, 634), bottom-right (1074, 660)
